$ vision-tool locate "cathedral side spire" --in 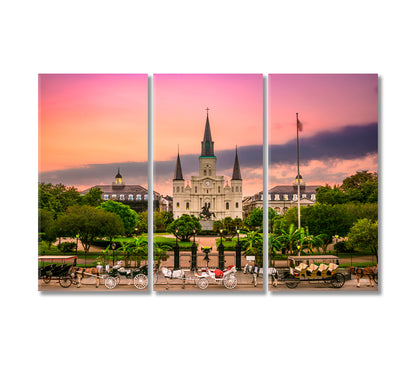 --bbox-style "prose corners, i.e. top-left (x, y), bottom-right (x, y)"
top-left (173, 151), bottom-right (184, 180)
top-left (231, 146), bottom-right (242, 180)
top-left (201, 108), bottom-right (215, 157)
